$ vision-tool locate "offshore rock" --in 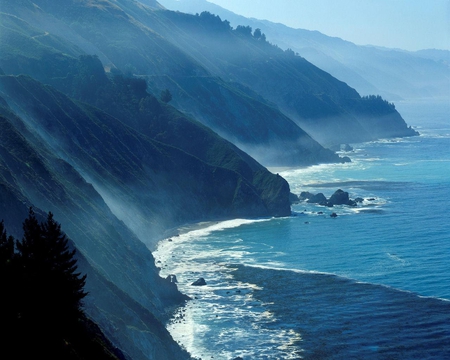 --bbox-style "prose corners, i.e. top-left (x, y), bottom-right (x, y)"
top-left (327, 189), bottom-right (350, 206)
top-left (307, 193), bottom-right (327, 205)
top-left (289, 192), bottom-right (300, 204)
top-left (299, 191), bottom-right (315, 200)
top-left (191, 278), bottom-right (207, 286)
